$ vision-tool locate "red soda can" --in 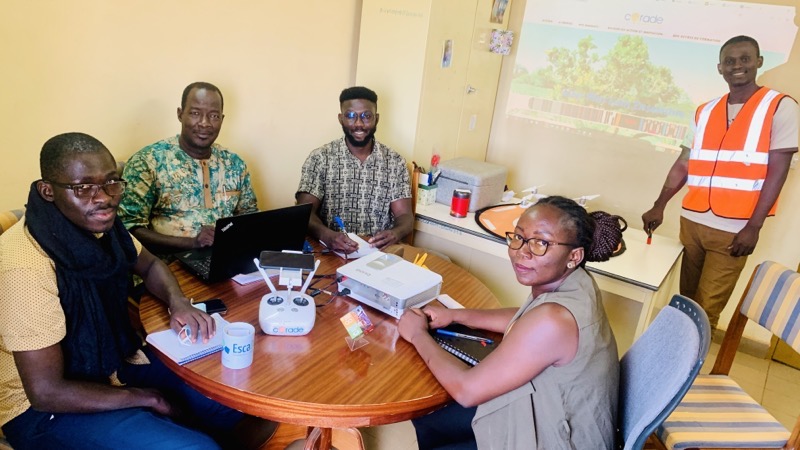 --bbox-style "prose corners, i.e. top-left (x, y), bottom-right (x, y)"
top-left (450, 189), bottom-right (471, 218)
